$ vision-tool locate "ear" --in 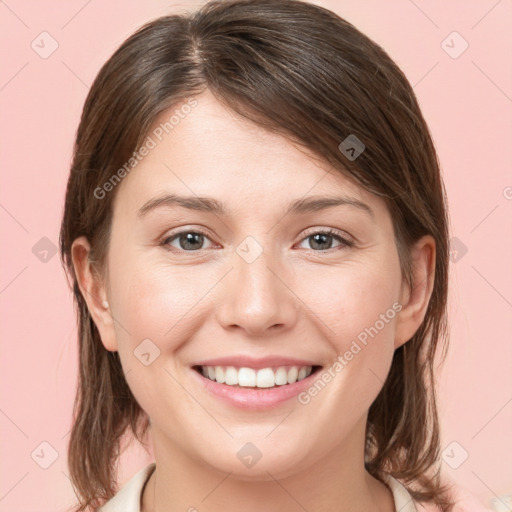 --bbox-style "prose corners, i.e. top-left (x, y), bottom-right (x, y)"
top-left (71, 236), bottom-right (118, 352)
top-left (394, 235), bottom-right (436, 349)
